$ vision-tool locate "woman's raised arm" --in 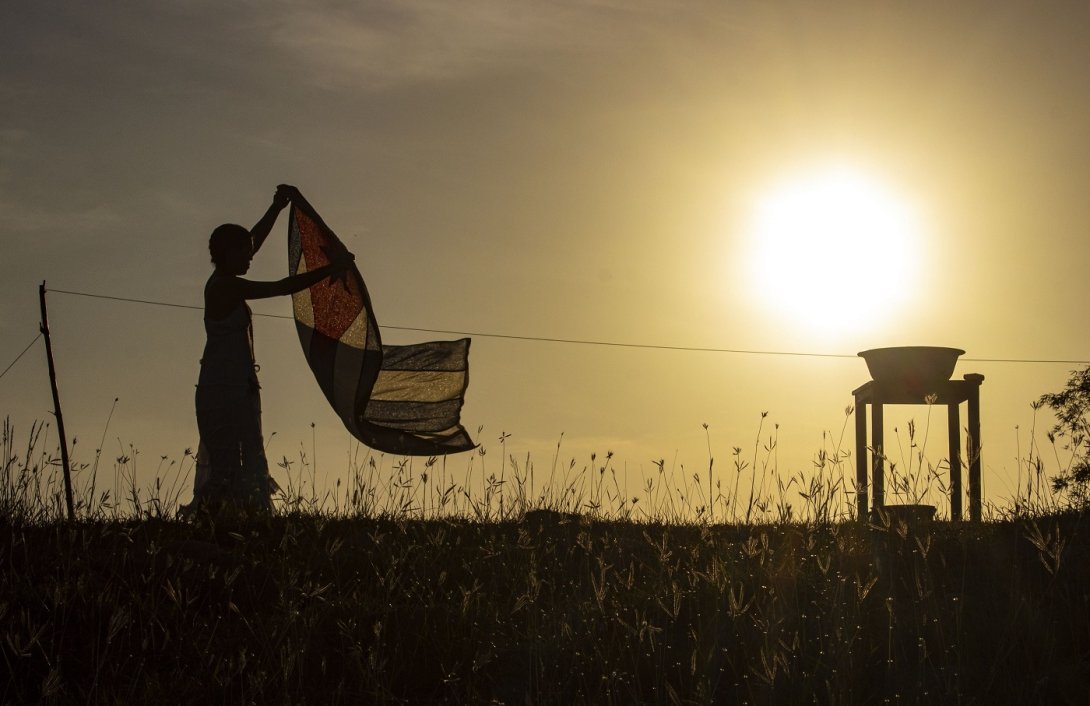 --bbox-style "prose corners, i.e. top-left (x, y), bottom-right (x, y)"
top-left (249, 185), bottom-right (300, 255)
